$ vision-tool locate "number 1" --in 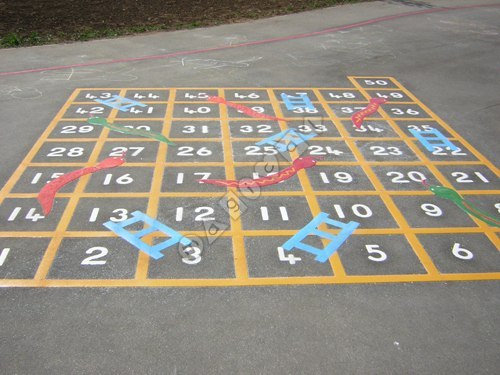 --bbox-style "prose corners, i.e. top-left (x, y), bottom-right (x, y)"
top-left (0, 248), bottom-right (10, 266)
